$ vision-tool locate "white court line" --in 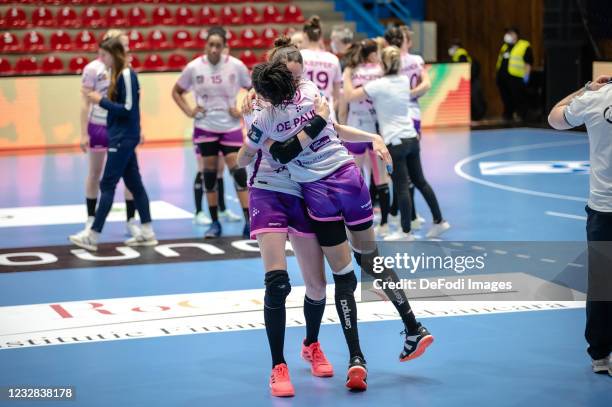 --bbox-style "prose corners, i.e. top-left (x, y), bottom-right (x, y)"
top-left (545, 211), bottom-right (587, 221)
top-left (454, 139), bottom-right (588, 202)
